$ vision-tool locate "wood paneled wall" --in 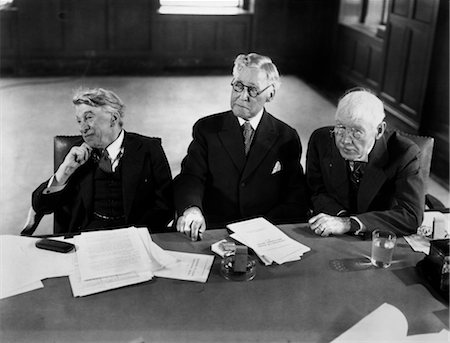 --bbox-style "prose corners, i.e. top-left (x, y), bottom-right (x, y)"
top-left (334, 0), bottom-right (448, 185)
top-left (0, 0), bottom-right (336, 75)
